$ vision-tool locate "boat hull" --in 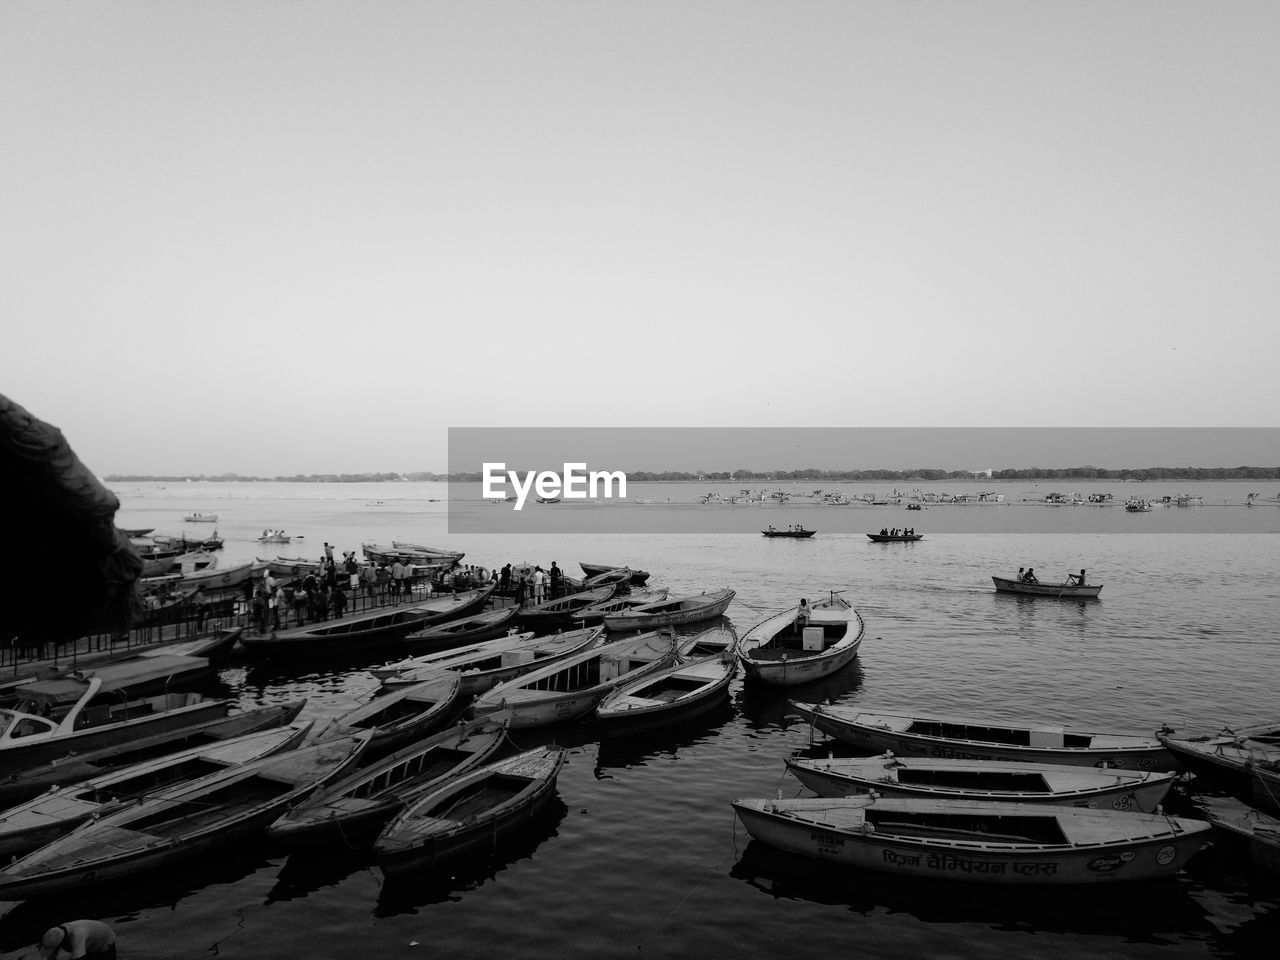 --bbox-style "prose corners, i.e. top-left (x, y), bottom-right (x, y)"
top-left (595, 660), bottom-right (735, 736)
top-left (602, 589), bottom-right (735, 631)
top-left (993, 577), bottom-right (1103, 598)
top-left (731, 799), bottom-right (1209, 884)
top-left (791, 703), bottom-right (1176, 771)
